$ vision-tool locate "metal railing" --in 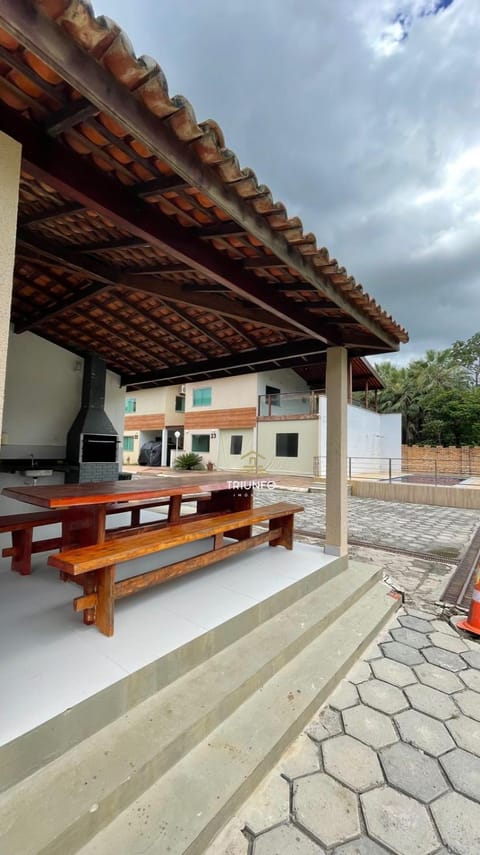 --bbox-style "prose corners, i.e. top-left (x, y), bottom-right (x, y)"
top-left (258, 391), bottom-right (320, 418)
top-left (313, 456), bottom-right (480, 484)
